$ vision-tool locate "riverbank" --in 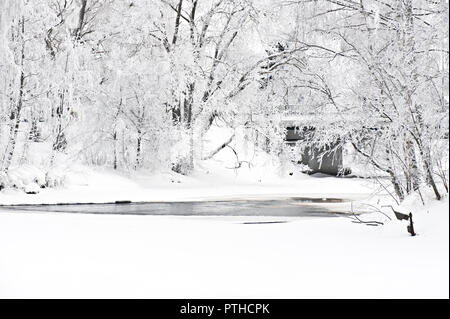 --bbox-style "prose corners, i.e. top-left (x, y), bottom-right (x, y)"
top-left (0, 165), bottom-right (379, 206)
